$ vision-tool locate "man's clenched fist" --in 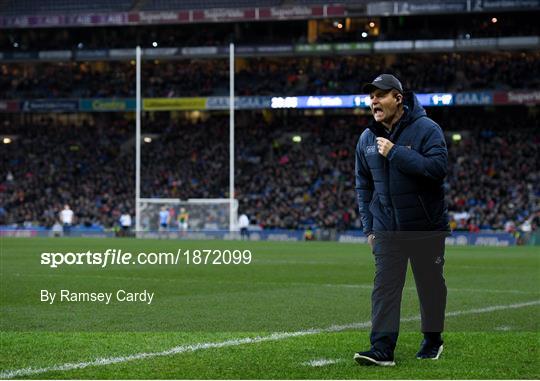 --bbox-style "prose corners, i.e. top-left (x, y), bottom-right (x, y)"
top-left (376, 137), bottom-right (394, 157)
